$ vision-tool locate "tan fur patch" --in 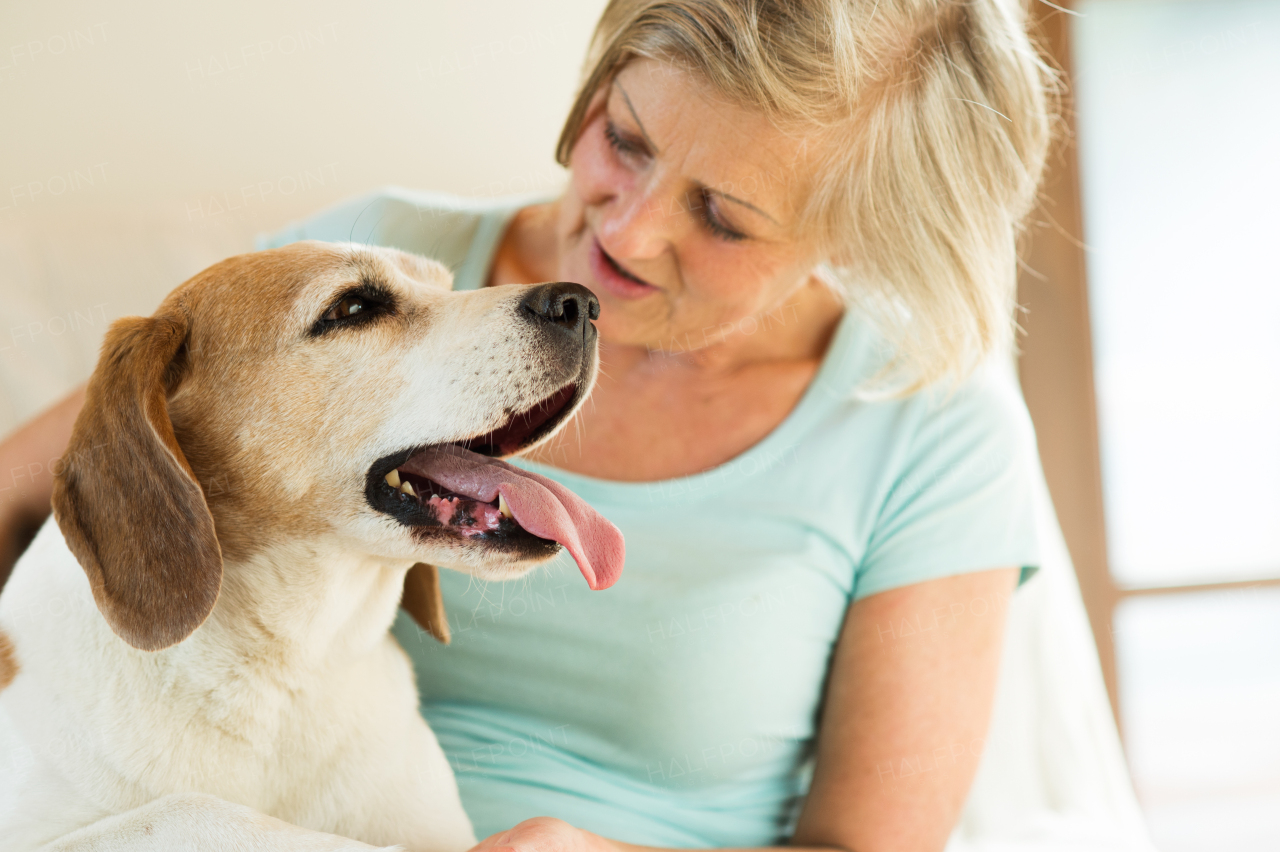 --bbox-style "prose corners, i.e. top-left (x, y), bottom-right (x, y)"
top-left (402, 564), bottom-right (450, 644)
top-left (0, 628), bottom-right (17, 690)
top-left (52, 310), bottom-right (223, 652)
top-left (51, 240), bottom-right (566, 651)
top-left (160, 245), bottom-right (425, 564)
